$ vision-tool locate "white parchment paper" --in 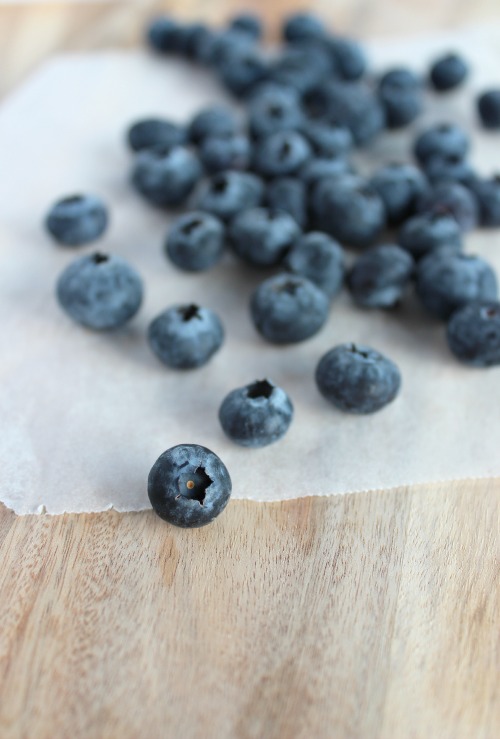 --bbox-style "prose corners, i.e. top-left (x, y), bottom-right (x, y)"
top-left (1, 27), bottom-right (500, 514)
